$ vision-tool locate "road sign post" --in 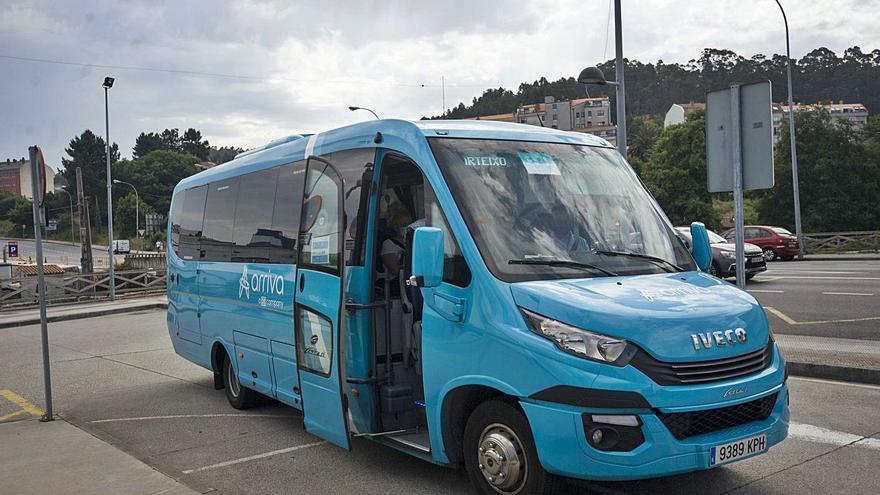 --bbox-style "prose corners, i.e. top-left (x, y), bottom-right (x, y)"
top-left (707, 81), bottom-right (774, 289)
top-left (28, 145), bottom-right (54, 421)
